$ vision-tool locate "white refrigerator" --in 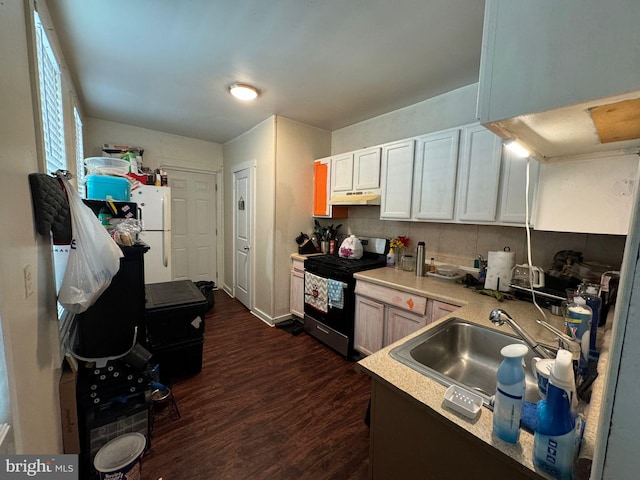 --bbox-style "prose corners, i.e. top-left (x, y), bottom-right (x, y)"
top-left (132, 185), bottom-right (172, 284)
